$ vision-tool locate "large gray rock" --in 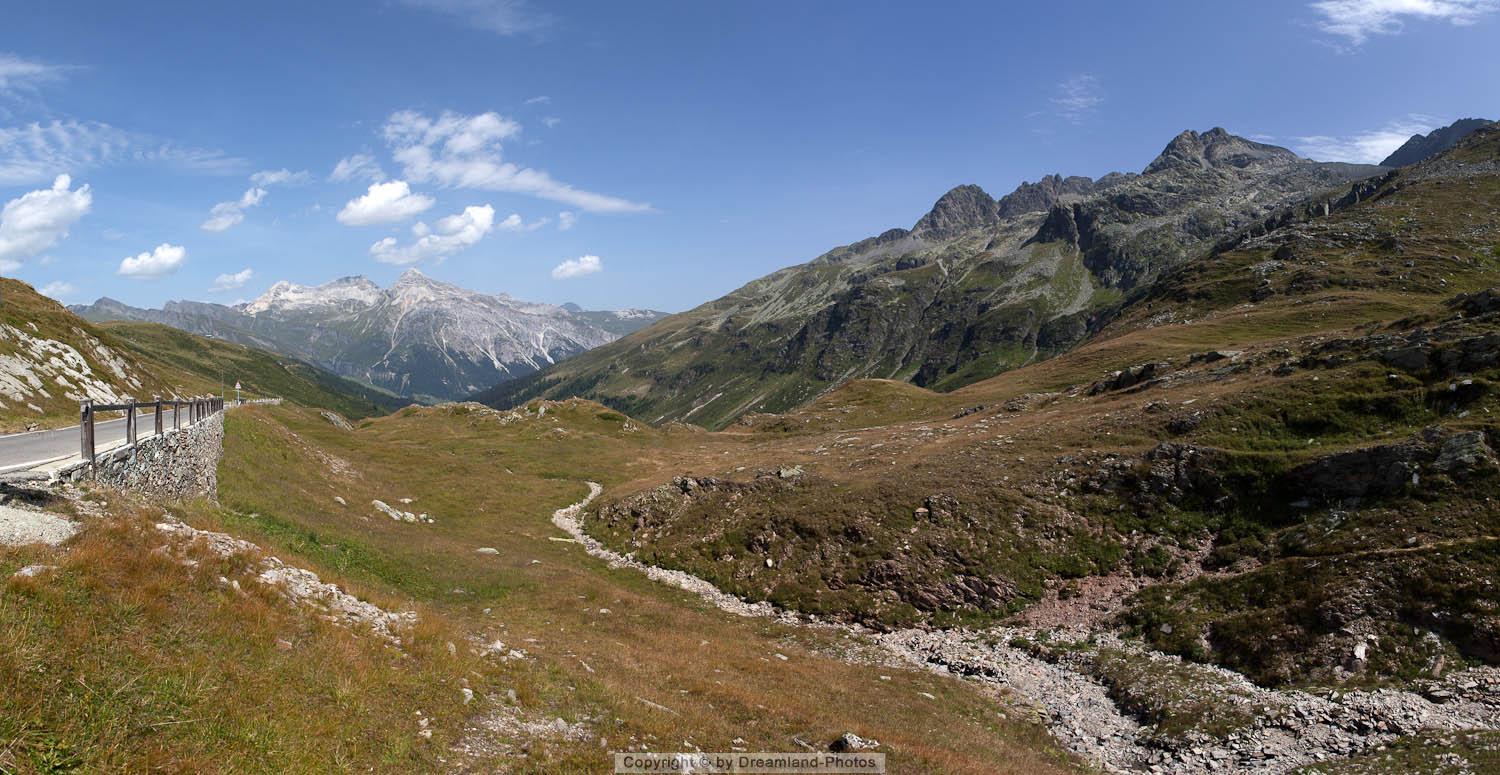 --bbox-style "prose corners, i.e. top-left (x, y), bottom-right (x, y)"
top-left (1432, 431), bottom-right (1497, 479)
